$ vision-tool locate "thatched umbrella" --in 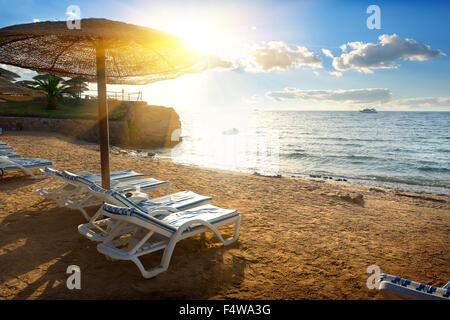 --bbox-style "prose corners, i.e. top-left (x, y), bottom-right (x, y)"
top-left (0, 18), bottom-right (204, 188)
